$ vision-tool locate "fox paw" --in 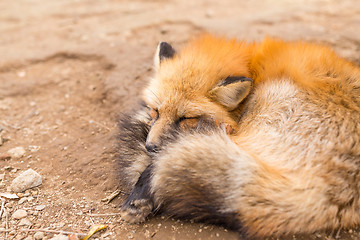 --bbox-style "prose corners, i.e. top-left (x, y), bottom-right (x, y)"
top-left (120, 198), bottom-right (153, 224)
